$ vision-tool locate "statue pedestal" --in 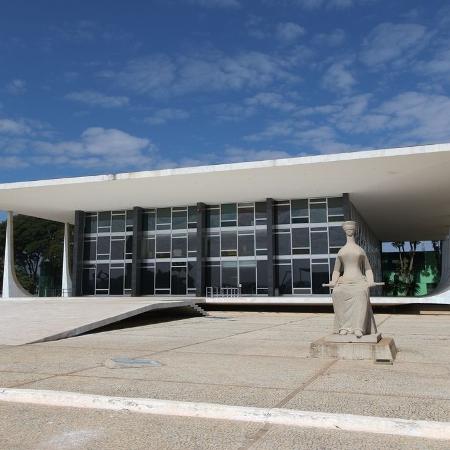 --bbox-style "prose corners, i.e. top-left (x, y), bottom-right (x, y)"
top-left (310, 335), bottom-right (397, 363)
